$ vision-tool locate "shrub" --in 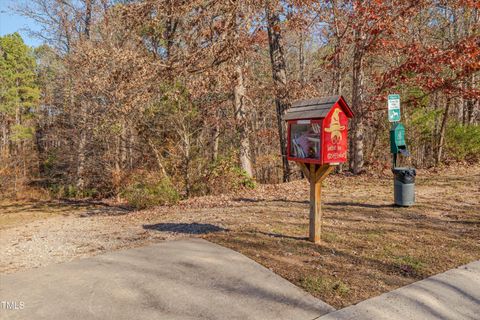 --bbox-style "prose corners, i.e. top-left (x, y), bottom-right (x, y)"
top-left (122, 173), bottom-right (179, 209)
top-left (232, 166), bottom-right (256, 189)
top-left (47, 183), bottom-right (99, 199)
top-left (446, 124), bottom-right (480, 163)
top-left (205, 155), bottom-right (256, 195)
